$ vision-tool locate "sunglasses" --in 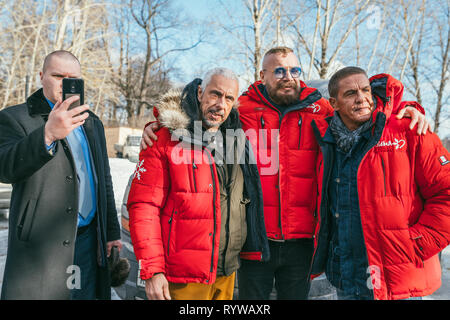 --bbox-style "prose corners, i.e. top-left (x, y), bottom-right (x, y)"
top-left (271, 67), bottom-right (302, 79)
